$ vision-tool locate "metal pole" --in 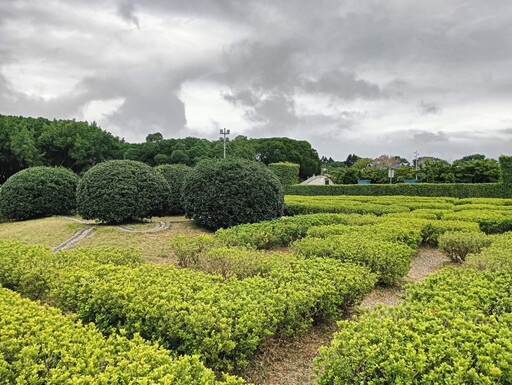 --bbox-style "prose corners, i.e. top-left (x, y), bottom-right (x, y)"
top-left (220, 128), bottom-right (230, 159)
top-left (414, 151), bottom-right (419, 180)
